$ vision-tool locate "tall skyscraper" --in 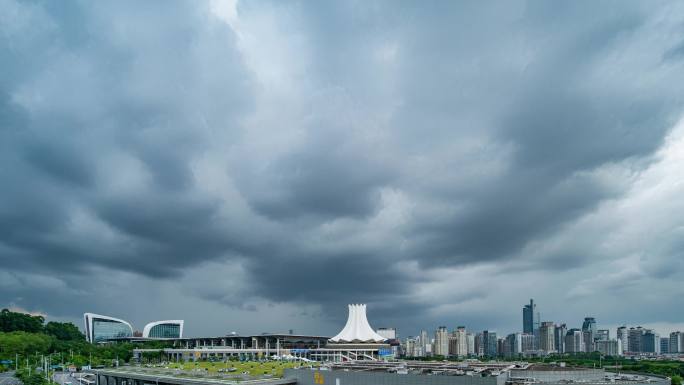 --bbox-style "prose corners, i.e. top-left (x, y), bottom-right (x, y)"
top-left (670, 332), bottom-right (683, 353)
top-left (617, 326), bottom-right (628, 352)
top-left (628, 327), bottom-right (645, 353)
top-left (475, 332), bottom-right (484, 356)
top-left (449, 326), bottom-right (468, 357)
top-left (539, 322), bottom-right (556, 352)
top-left (504, 333), bottom-right (523, 358)
top-left (596, 339), bottom-right (621, 356)
top-left (523, 299), bottom-right (537, 334)
top-left (483, 330), bottom-right (498, 357)
top-left (565, 329), bottom-right (584, 353)
top-left (660, 337), bottom-right (670, 354)
top-left (555, 324), bottom-right (567, 354)
top-left (642, 330), bottom-right (660, 354)
top-left (581, 317), bottom-right (597, 352)
top-left (466, 332), bottom-right (475, 356)
top-left (434, 326), bottom-right (449, 356)
top-left (521, 333), bottom-right (536, 352)
top-left (596, 329), bottom-right (609, 341)
top-left (582, 317), bottom-right (597, 335)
